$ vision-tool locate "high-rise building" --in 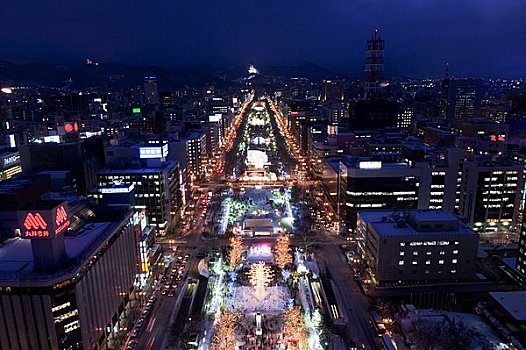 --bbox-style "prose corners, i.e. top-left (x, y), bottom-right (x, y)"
top-left (349, 99), bottom-right (398, 130)
top-left (454, 158), bottom-right (522, 233)
top-left (443, 78), bottom-right (483, 120)
top-left (96, 161), bottom-right (179, 236)
top-left (397, 106), bottom-right (413, 131)
top-left (322, 79), bottom-right (344, 102)
top-left (143, 76), bottom-right (159, 106)
top-left (337, 157), bottom-right (426, 229)
top-left (364, 29), bottom-right (385, 98)
top-left (171, 130), bottom-right (208, 181)
top-left (97, 142), bottom-right (181, 236)
top-left (19, 138), bottom-right (106, 195)
top-left (357, 210), bottom-right (479, 287)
